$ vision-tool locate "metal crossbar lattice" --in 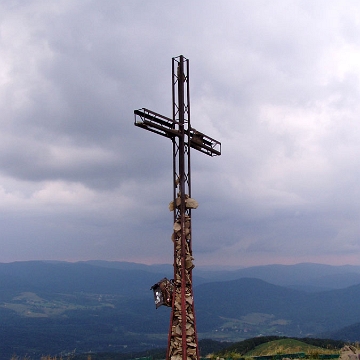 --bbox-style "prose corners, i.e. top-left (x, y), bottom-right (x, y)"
top-left (134, 55), bottom-right (221, 360)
